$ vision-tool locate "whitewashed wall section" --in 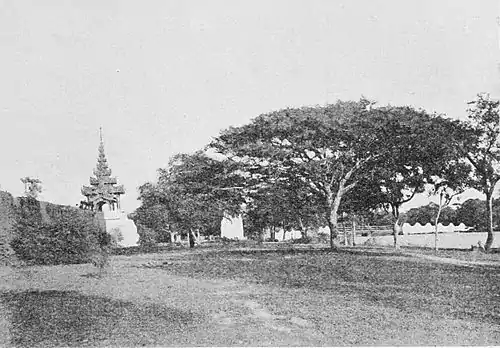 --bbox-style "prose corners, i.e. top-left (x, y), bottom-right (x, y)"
top-left (402, 222), bottom-right (469, 234)
top-left (221, 214), bottom-right (246, 240)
